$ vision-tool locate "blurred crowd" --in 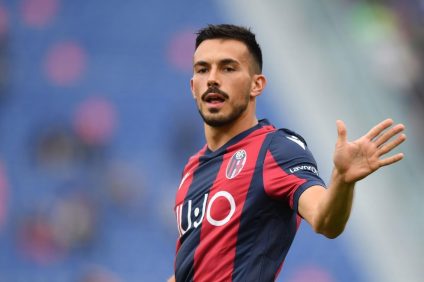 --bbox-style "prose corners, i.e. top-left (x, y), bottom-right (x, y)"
top-left (346, 0), bottom-right (424, 145)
